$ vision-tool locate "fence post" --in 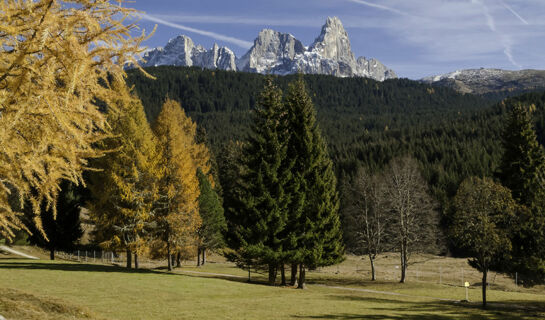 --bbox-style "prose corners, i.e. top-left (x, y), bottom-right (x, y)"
top-left (93, 250), bottom-right (96, 262)
top-left (461, 268), bottom-right (464, 286)
top-left (77, 250), bottom-right (80, 261)
top-left (111, 251), bottom-right (114, 264)
top-left (439, 266), bottom-right (442, 284)
top-left (85, 251), bottom-right (88, 262)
